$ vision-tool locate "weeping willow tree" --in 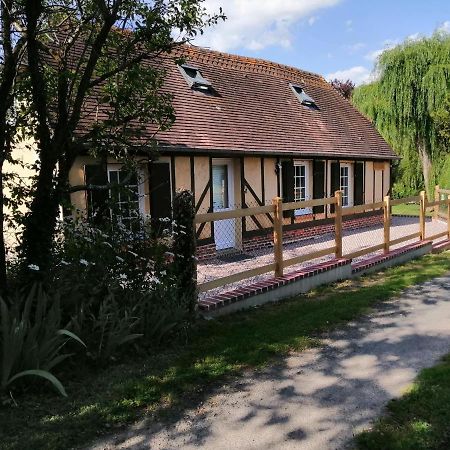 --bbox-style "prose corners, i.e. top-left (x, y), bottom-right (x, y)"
top-left (352, 32), bottom-right (450, 197)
